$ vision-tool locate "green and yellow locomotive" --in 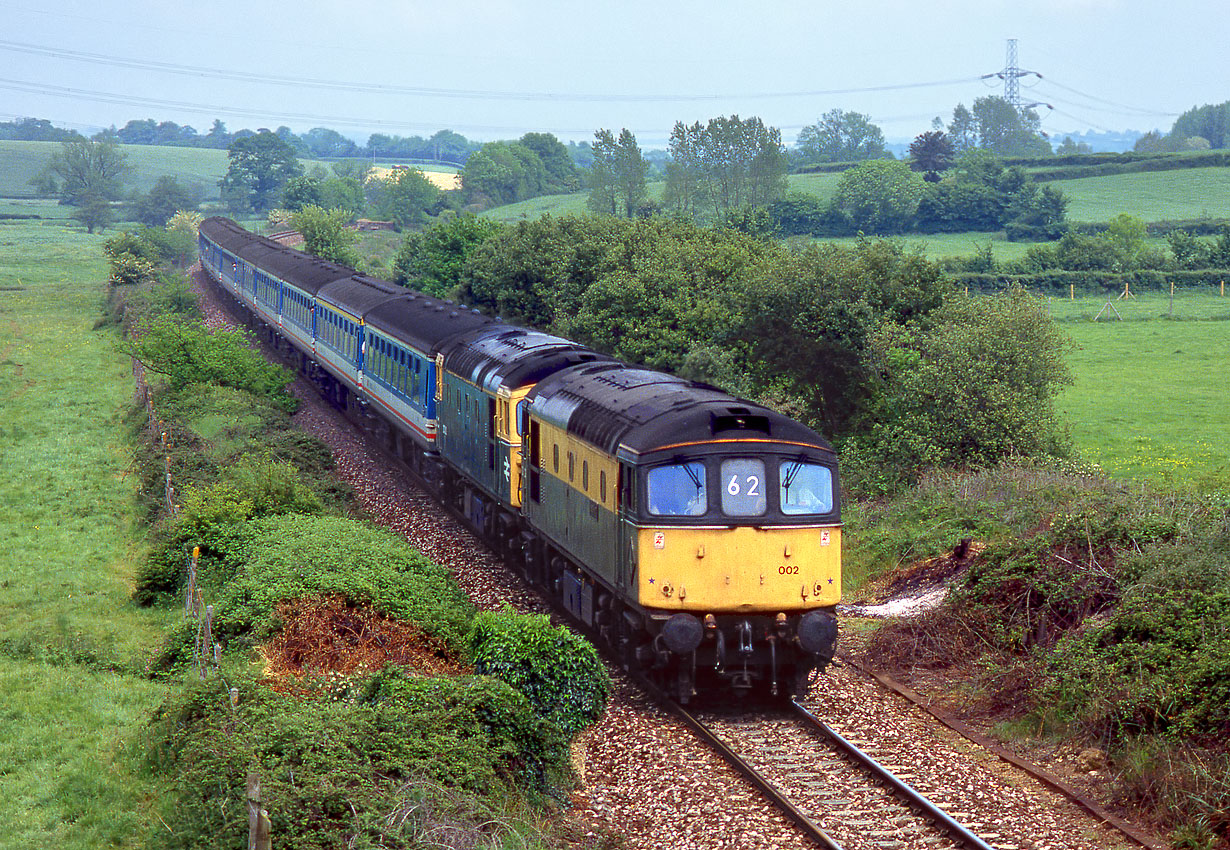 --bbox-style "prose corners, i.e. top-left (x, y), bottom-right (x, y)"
top-left (519, 364), bottom-right (839, 700)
